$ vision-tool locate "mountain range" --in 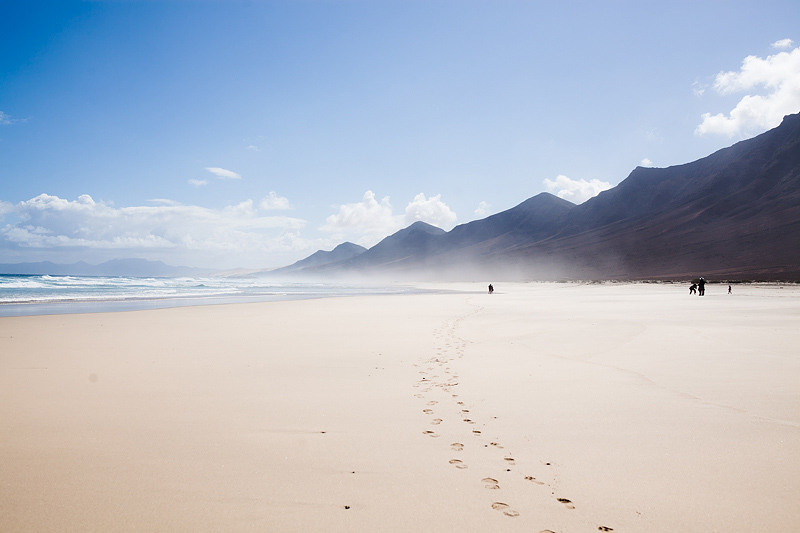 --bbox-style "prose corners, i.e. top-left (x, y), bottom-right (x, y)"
top-left (276, 112), bottom-right (800, 281)
top-left (0, 258), bottom-right (212, 278)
